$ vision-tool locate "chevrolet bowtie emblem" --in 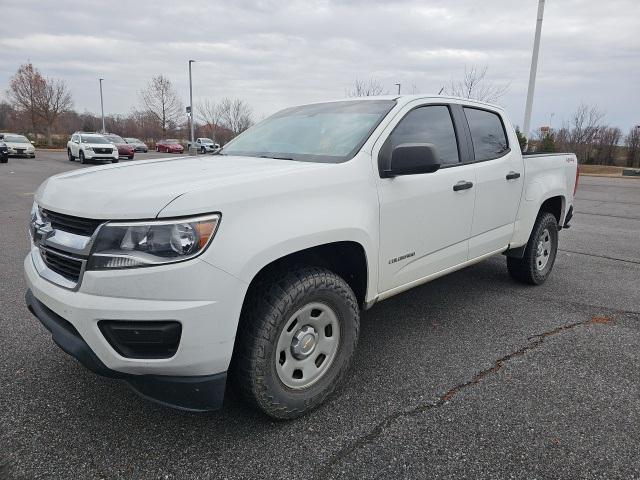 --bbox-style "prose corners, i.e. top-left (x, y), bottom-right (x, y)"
top-left (35, 222), bottom-right (54, 243)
